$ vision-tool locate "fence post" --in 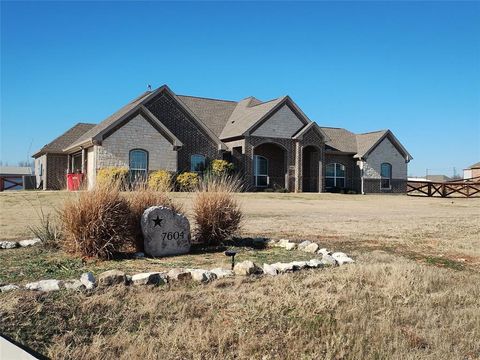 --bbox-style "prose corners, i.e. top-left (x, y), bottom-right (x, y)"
top-left (428, 183), bottom-right (432, 196)
top-left (442, 184), bottom-right (446, 197)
